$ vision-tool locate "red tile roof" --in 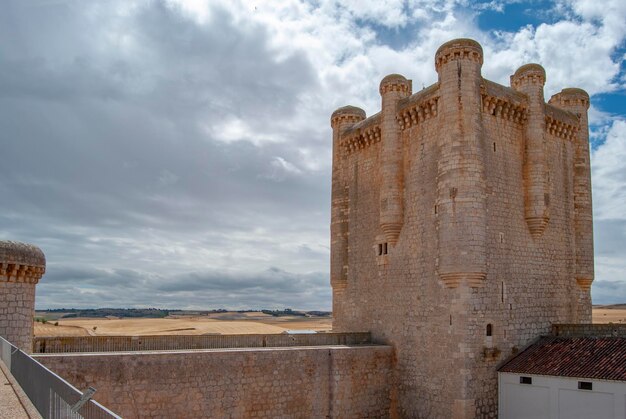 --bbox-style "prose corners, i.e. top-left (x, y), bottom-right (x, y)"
top-left (498, 337), bottom-right (626, 381)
